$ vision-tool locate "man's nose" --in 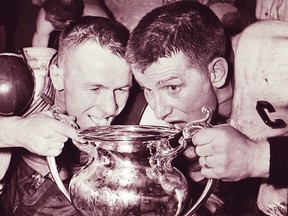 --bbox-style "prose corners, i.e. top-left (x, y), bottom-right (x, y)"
top-left (101, 92), bottom-right (118, 116)
top-left (150, 94), bottom-right (170, 121)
